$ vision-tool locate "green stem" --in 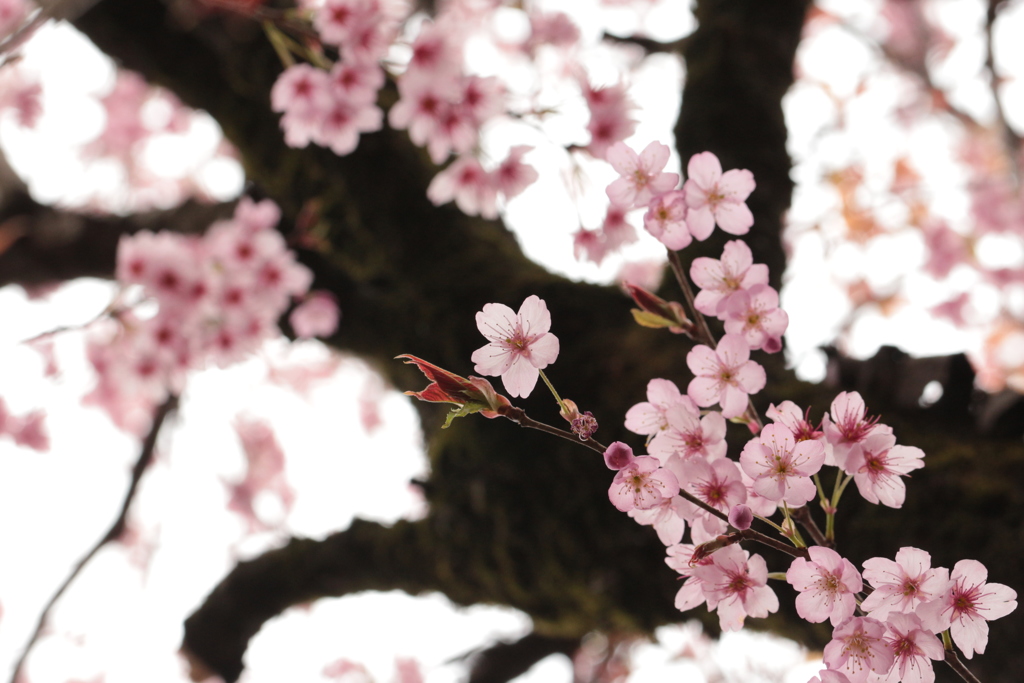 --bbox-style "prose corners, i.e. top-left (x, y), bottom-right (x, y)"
top-left (538, 369), bottom-right (567, 414)
top-left (263, 21), bottom-right (295, 68)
